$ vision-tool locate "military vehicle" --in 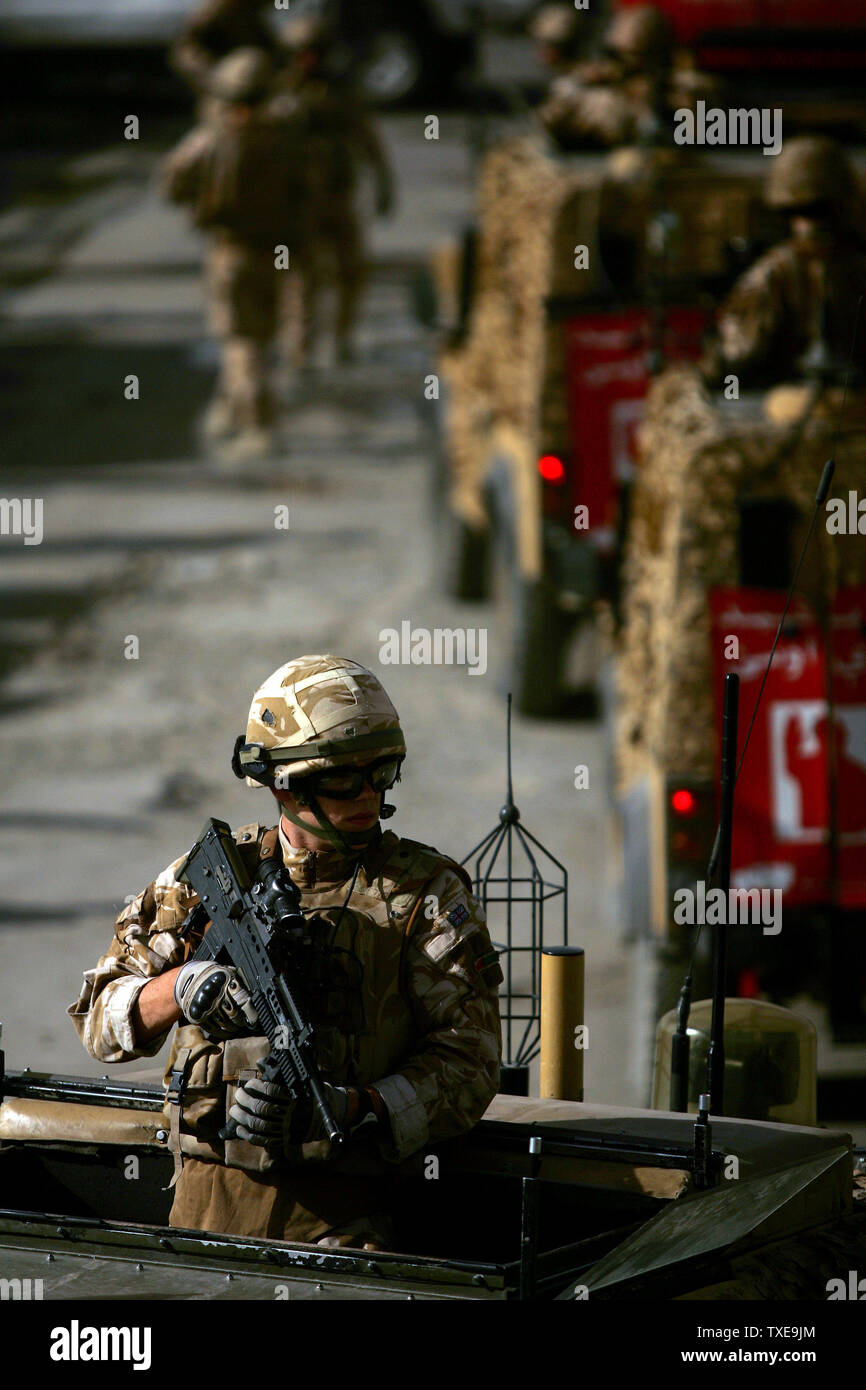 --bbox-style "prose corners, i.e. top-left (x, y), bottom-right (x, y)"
top-left (1, 1032), bottom-right (864, 1300)
top-left (630, 0), bottom-right (866, 127)
top-left (616, 366), bottom-right (866, 1094)
top-left (433, 134), bottom-right (772, 715)
top-left (1, 646), bottom-right (863, 1299)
